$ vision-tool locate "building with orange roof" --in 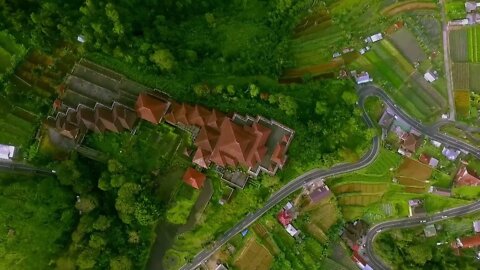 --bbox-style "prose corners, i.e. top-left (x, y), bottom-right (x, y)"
top-left (165, 103), bottom-right (294, 185)
top-left (452, 234), bottom-right (480, 249)
top-left (135, 92), bottom-right (170, 124)
top-left (455, 163), bottom-right (480, 186)
top-left (183, 167), bottom-right (206, 189)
